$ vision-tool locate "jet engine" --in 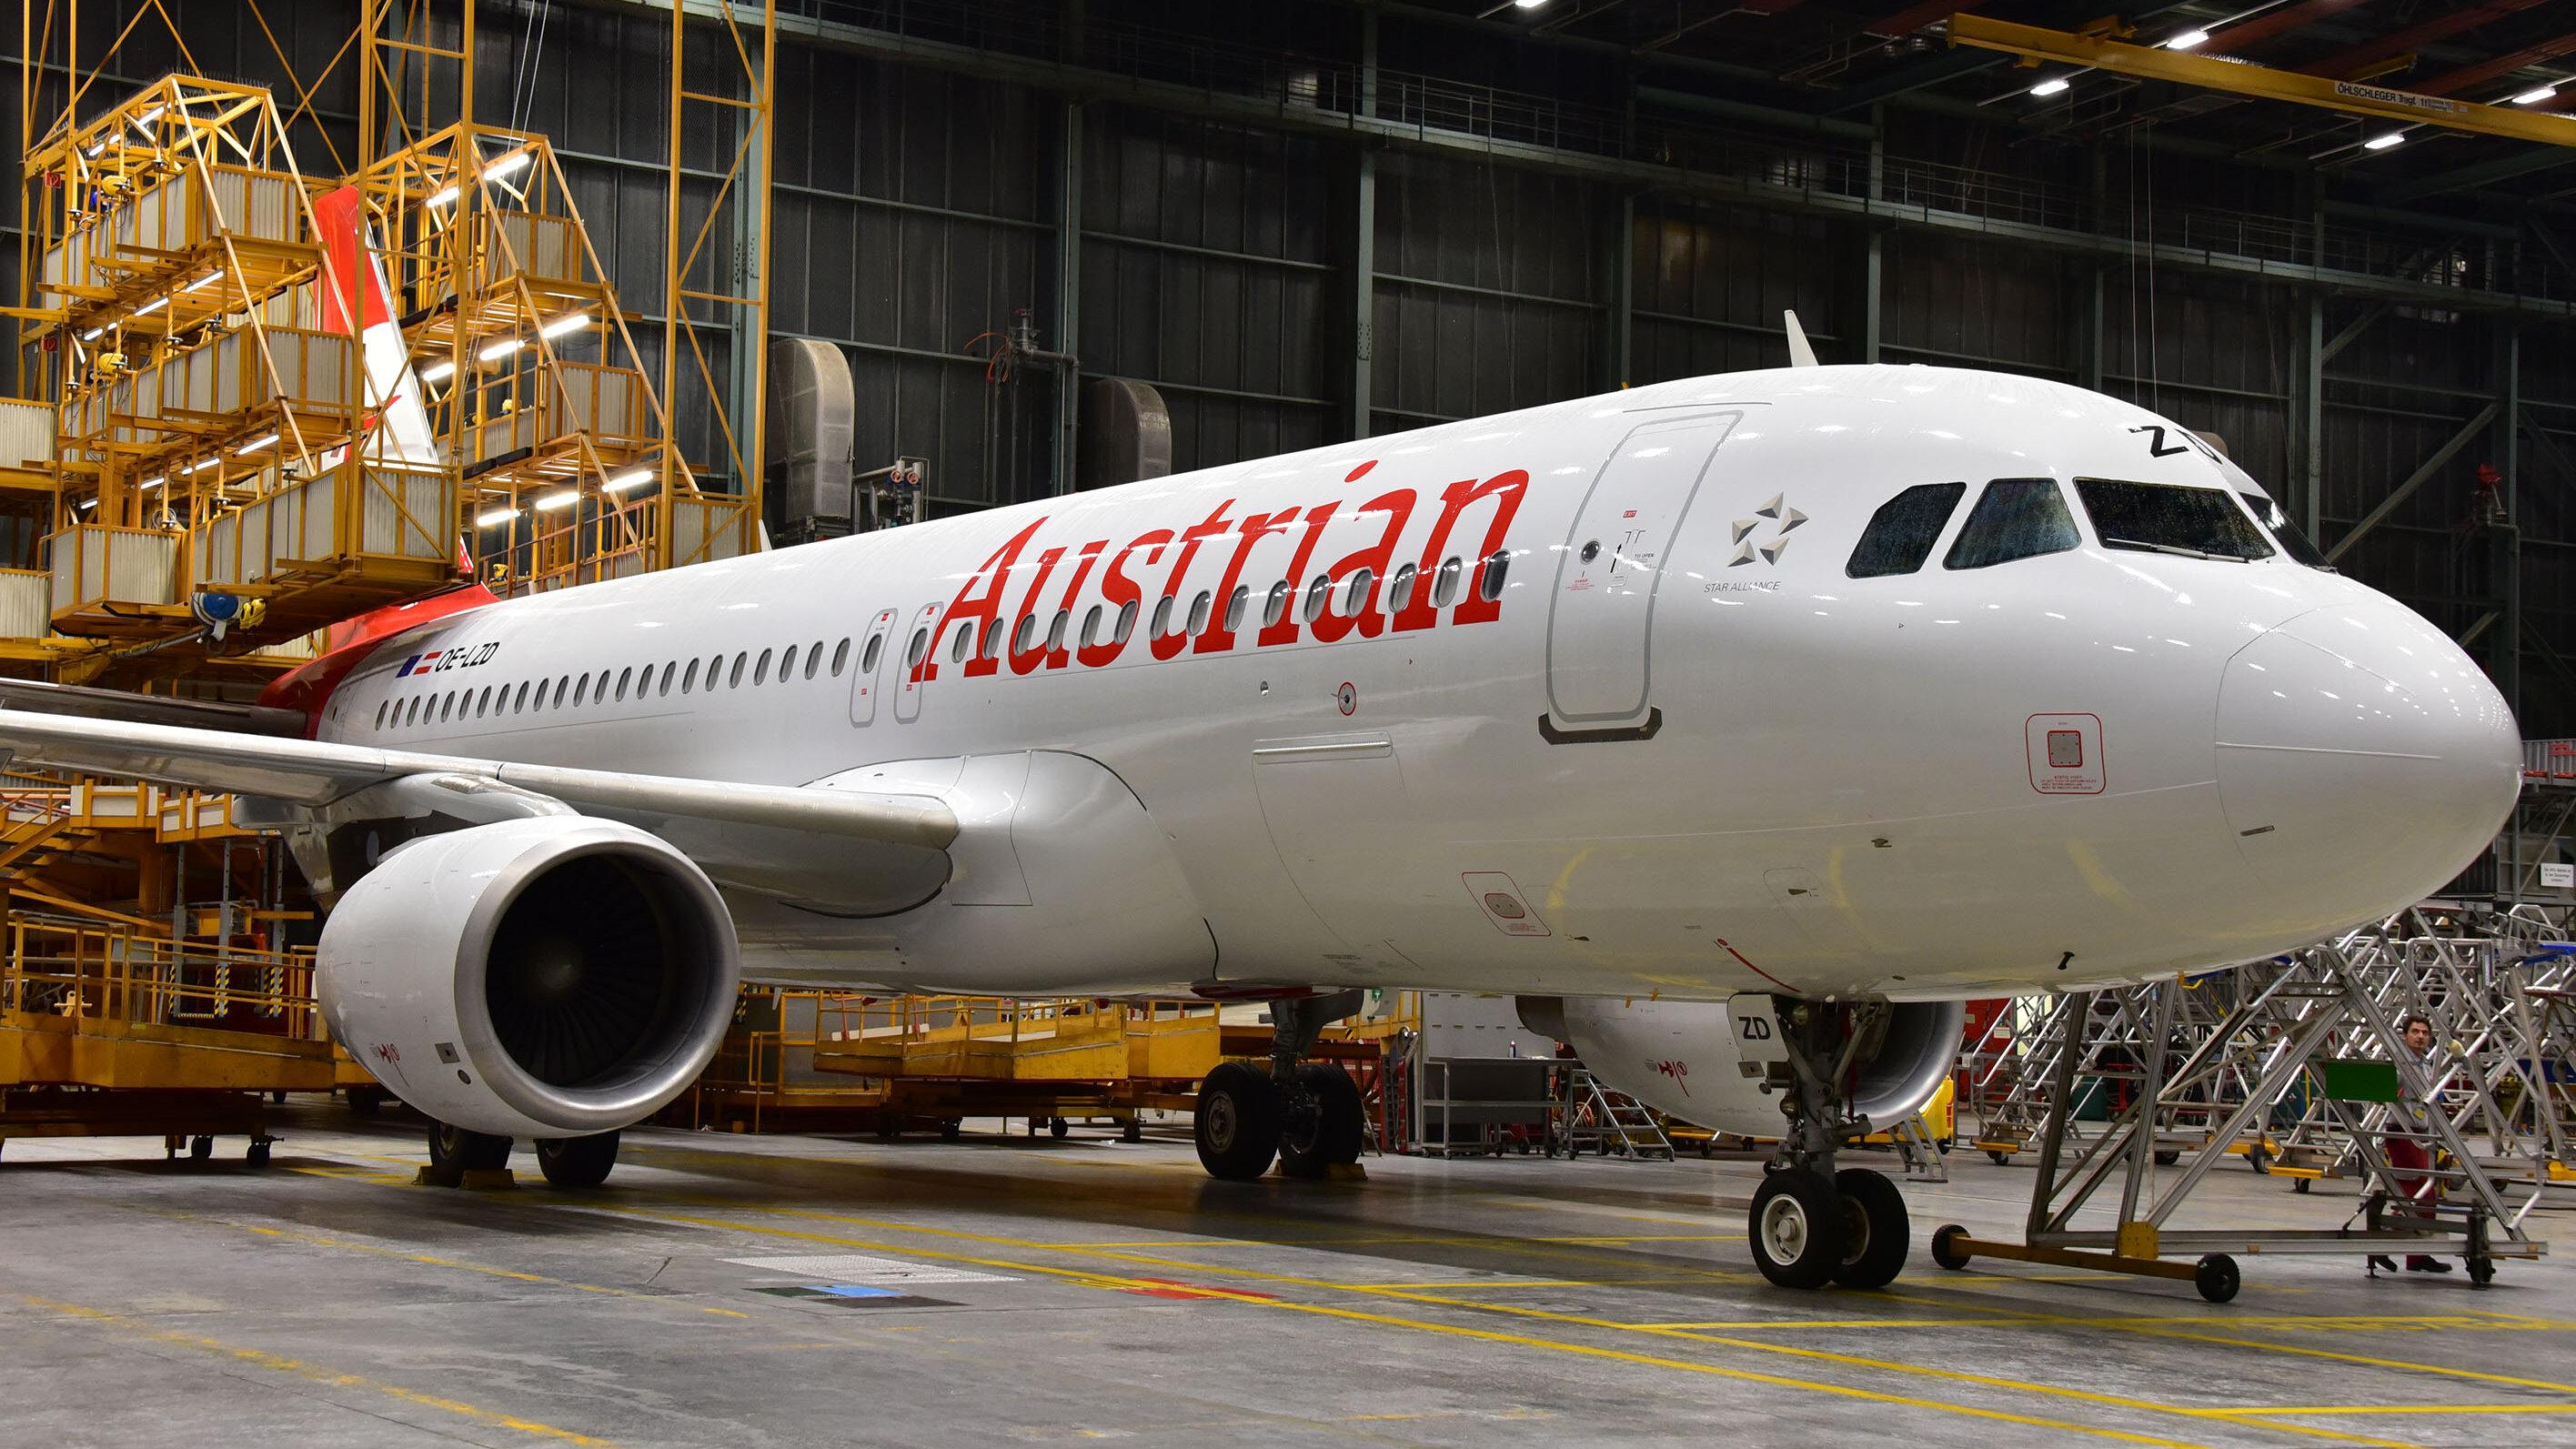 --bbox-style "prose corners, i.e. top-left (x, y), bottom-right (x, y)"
top-left (1518, 994), bottom-right (1962, 1139)
top-left (318, 816), bottom-right (741, 1139)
